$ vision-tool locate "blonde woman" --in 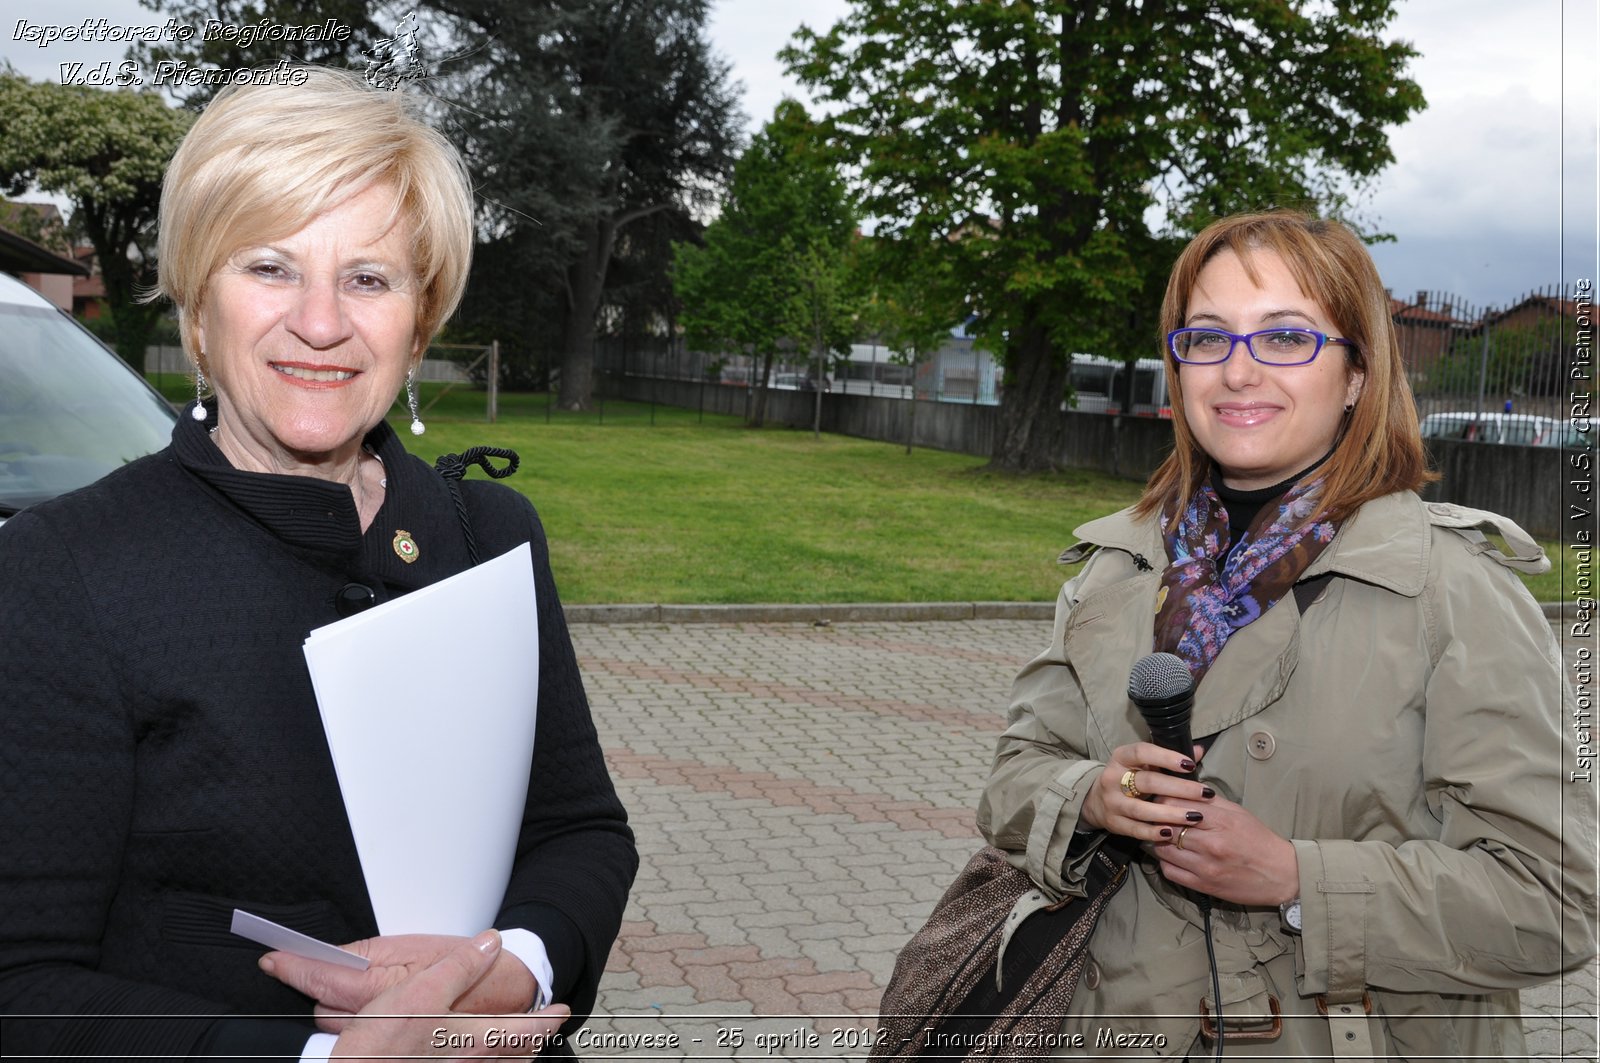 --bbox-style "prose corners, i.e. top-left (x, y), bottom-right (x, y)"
top-left (0, 69), bottom-right (635, 1059)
